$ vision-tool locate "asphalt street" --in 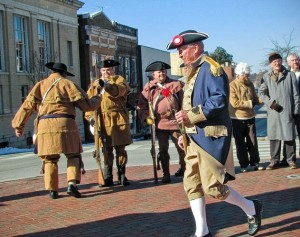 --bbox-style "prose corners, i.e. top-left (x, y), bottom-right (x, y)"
top-left (0, 104), bottom-right (269, 182)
